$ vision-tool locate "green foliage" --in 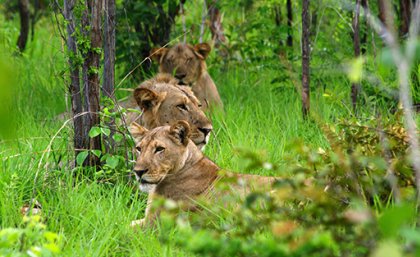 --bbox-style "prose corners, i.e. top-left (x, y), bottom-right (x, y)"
top-left (115, 0), bottom-right (180, 83)
top-left (1, 1), bottom-right (420, 256)
top-left (153, 113), bottom-right (418, 257)
top-left (0, 215), bottom-right (62, 256)
top-left (72, 98), bottom-right (135, 183)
